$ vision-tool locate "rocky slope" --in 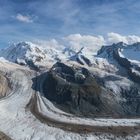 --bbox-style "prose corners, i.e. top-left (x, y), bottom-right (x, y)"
top-left (0, 73), bottom-right (11, 98)
top-left (39, 61), bottom-right (140, 117)
top-left (42, 62), bottom-right (124, 117)
top-left (96, 42), bottom-right (140, 116)
top-left (0, 131), bottom-right (12, 140)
